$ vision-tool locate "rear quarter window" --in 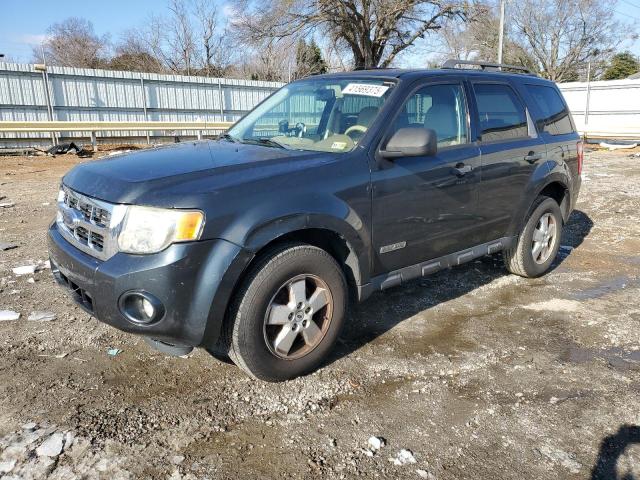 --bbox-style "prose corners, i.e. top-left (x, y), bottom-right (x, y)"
top-left (526, 84), bottom-right (574, 135)
top-left (473, 83), bottom-right (529, 142)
